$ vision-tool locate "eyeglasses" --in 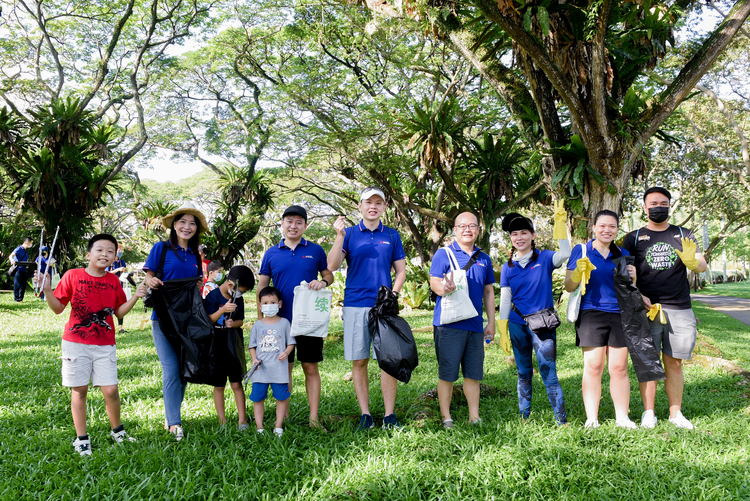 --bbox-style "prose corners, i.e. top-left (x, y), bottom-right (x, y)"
top-left (455, 224), bottom-right (479, 230)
